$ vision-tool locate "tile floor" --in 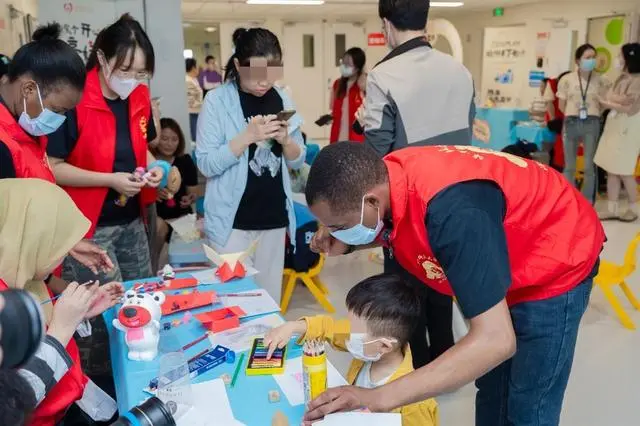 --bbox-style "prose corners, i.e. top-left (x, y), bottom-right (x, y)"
top-left (283, 216), bottom-right (640, 426)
